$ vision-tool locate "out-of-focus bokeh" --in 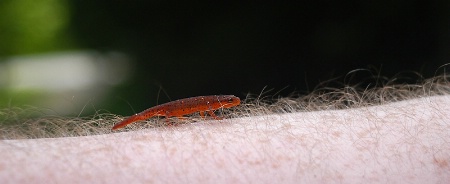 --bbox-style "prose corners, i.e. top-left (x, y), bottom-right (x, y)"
top-left (1, 0), bottom-right (449, 116)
